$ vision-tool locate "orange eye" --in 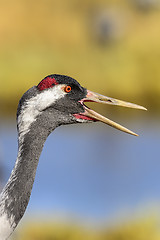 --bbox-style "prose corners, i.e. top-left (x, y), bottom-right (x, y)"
top-left (64, 85), bottom-right (72, 93)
